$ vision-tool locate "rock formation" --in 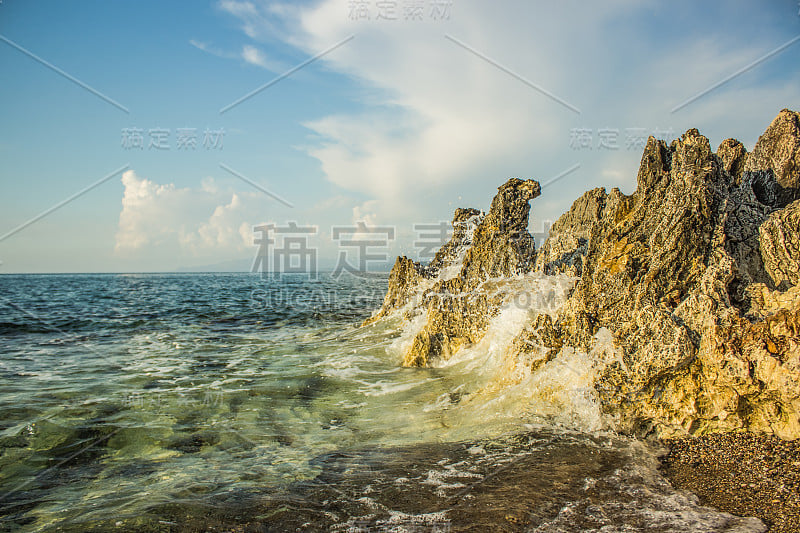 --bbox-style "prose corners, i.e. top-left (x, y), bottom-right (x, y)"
top-left (744, 109), bottom-right (800, 197)
top-left (550, 120), bottom-right (800, 439)
top-left (366, 109), bottom-right (800, 440)
top-left (364, 178), bottom-right (542, 366)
